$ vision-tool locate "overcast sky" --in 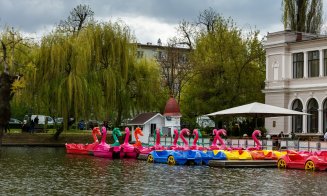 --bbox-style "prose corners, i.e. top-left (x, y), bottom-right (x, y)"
top-left (0, 0), bottom-right (325, 44)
